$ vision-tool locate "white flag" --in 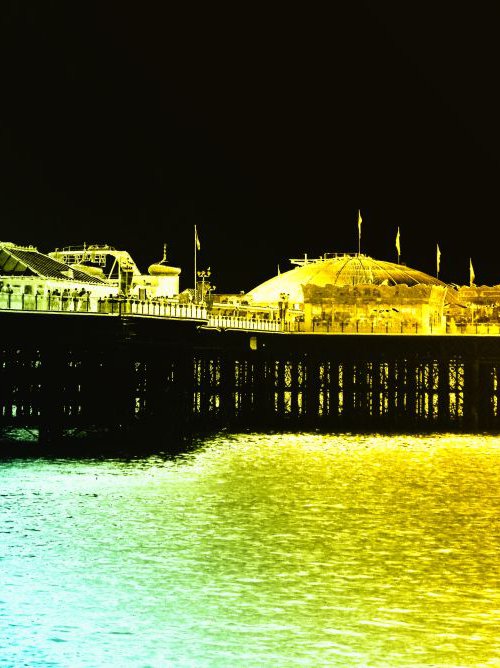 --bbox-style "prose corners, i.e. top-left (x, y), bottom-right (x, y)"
top-left (436, 244), bottom-right (441, 273)
top-left (357, 209), bottom-right (362, 239)
top-left (469, 258), bottom-right (475, 286)
top-left (195, 225), bottom-right (200, 251)
top-left (395, 227), bottom-right (401, 256)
